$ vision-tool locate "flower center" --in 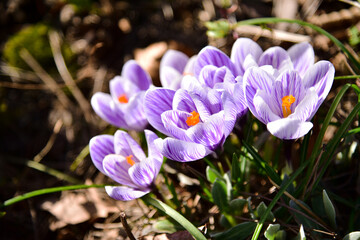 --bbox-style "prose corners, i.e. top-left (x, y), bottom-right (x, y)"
top-left (126, 155), bottom-right (135, 166)
top-left (281, 95), bottom-right (296, 118)
top-left (118, 94), bottom-right (128, 103)
top-left (186, 111), bottom-right (200, 126)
